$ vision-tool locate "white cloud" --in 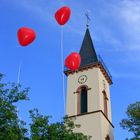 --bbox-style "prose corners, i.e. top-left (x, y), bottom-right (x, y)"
top-left (111, 0), bottom-right (140, 51)
top-left (119, 0), bottom-right (140, 30)
top-left (3, 0), bottom-right (140, 59)
top-left (3, 0), bottom-right (87, 36)
top-left (91, 0), bottom-right (140, 64)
